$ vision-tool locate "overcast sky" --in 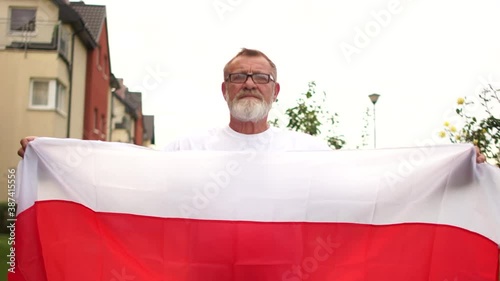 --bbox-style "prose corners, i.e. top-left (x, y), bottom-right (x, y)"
top-left (84, 0), bottom-right (500, 150)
